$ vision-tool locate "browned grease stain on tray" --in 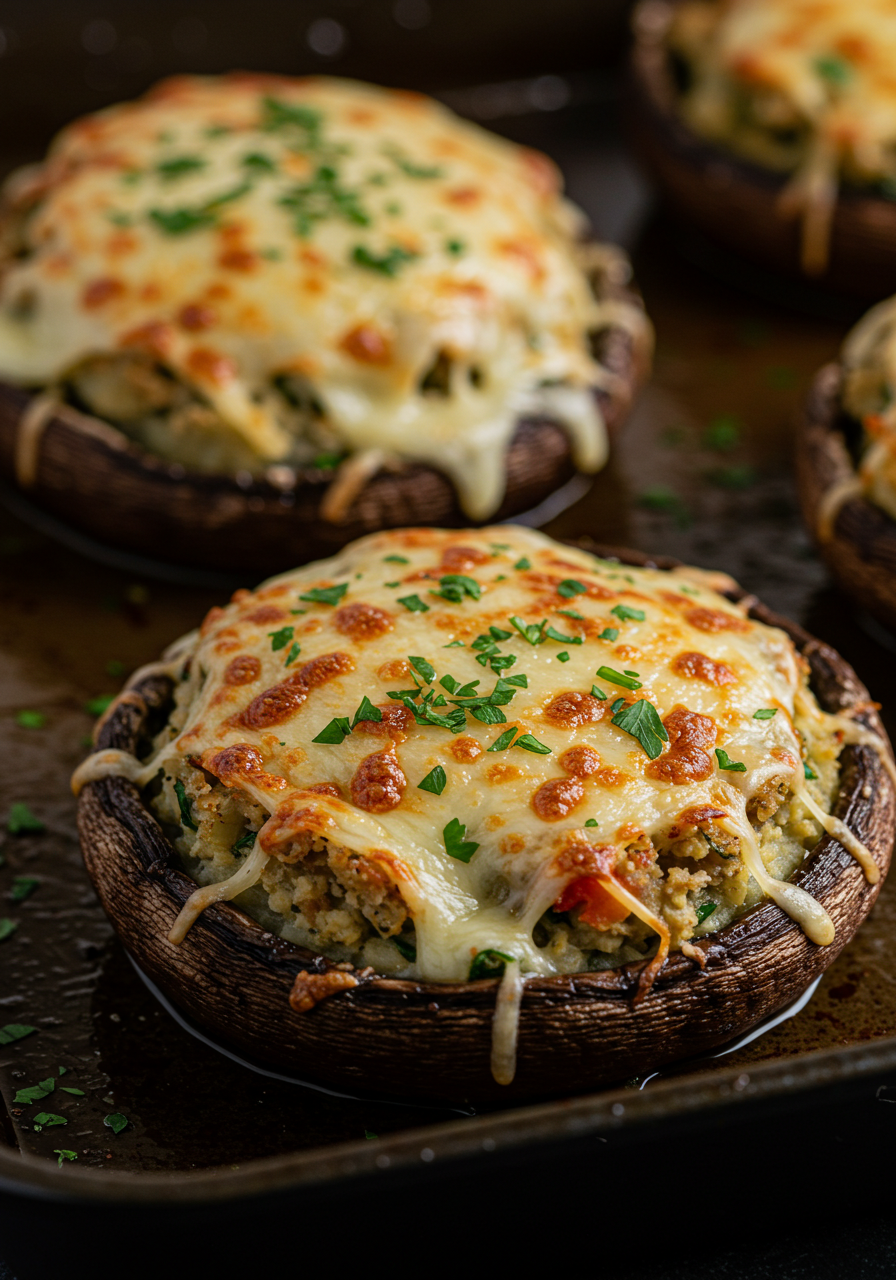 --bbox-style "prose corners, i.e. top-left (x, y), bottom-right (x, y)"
top-left (0, 222), bottom-right (894, 1175)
